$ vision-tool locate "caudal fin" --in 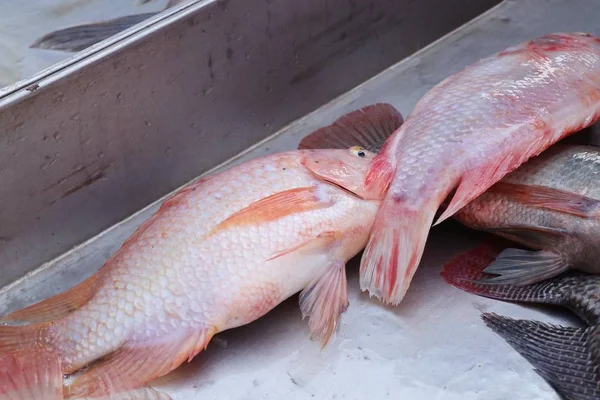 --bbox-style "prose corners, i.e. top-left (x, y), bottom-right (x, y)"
top-left (482, 313), bottom-right (600, 400)
top-left (360, 199), bottom-right (436, 305)
top-left (30, 13), bottom-right (156, 52)
top-left (0, 324), bottom-right (62, 399)
top-left (441, 244), bottom-right (568, 305)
